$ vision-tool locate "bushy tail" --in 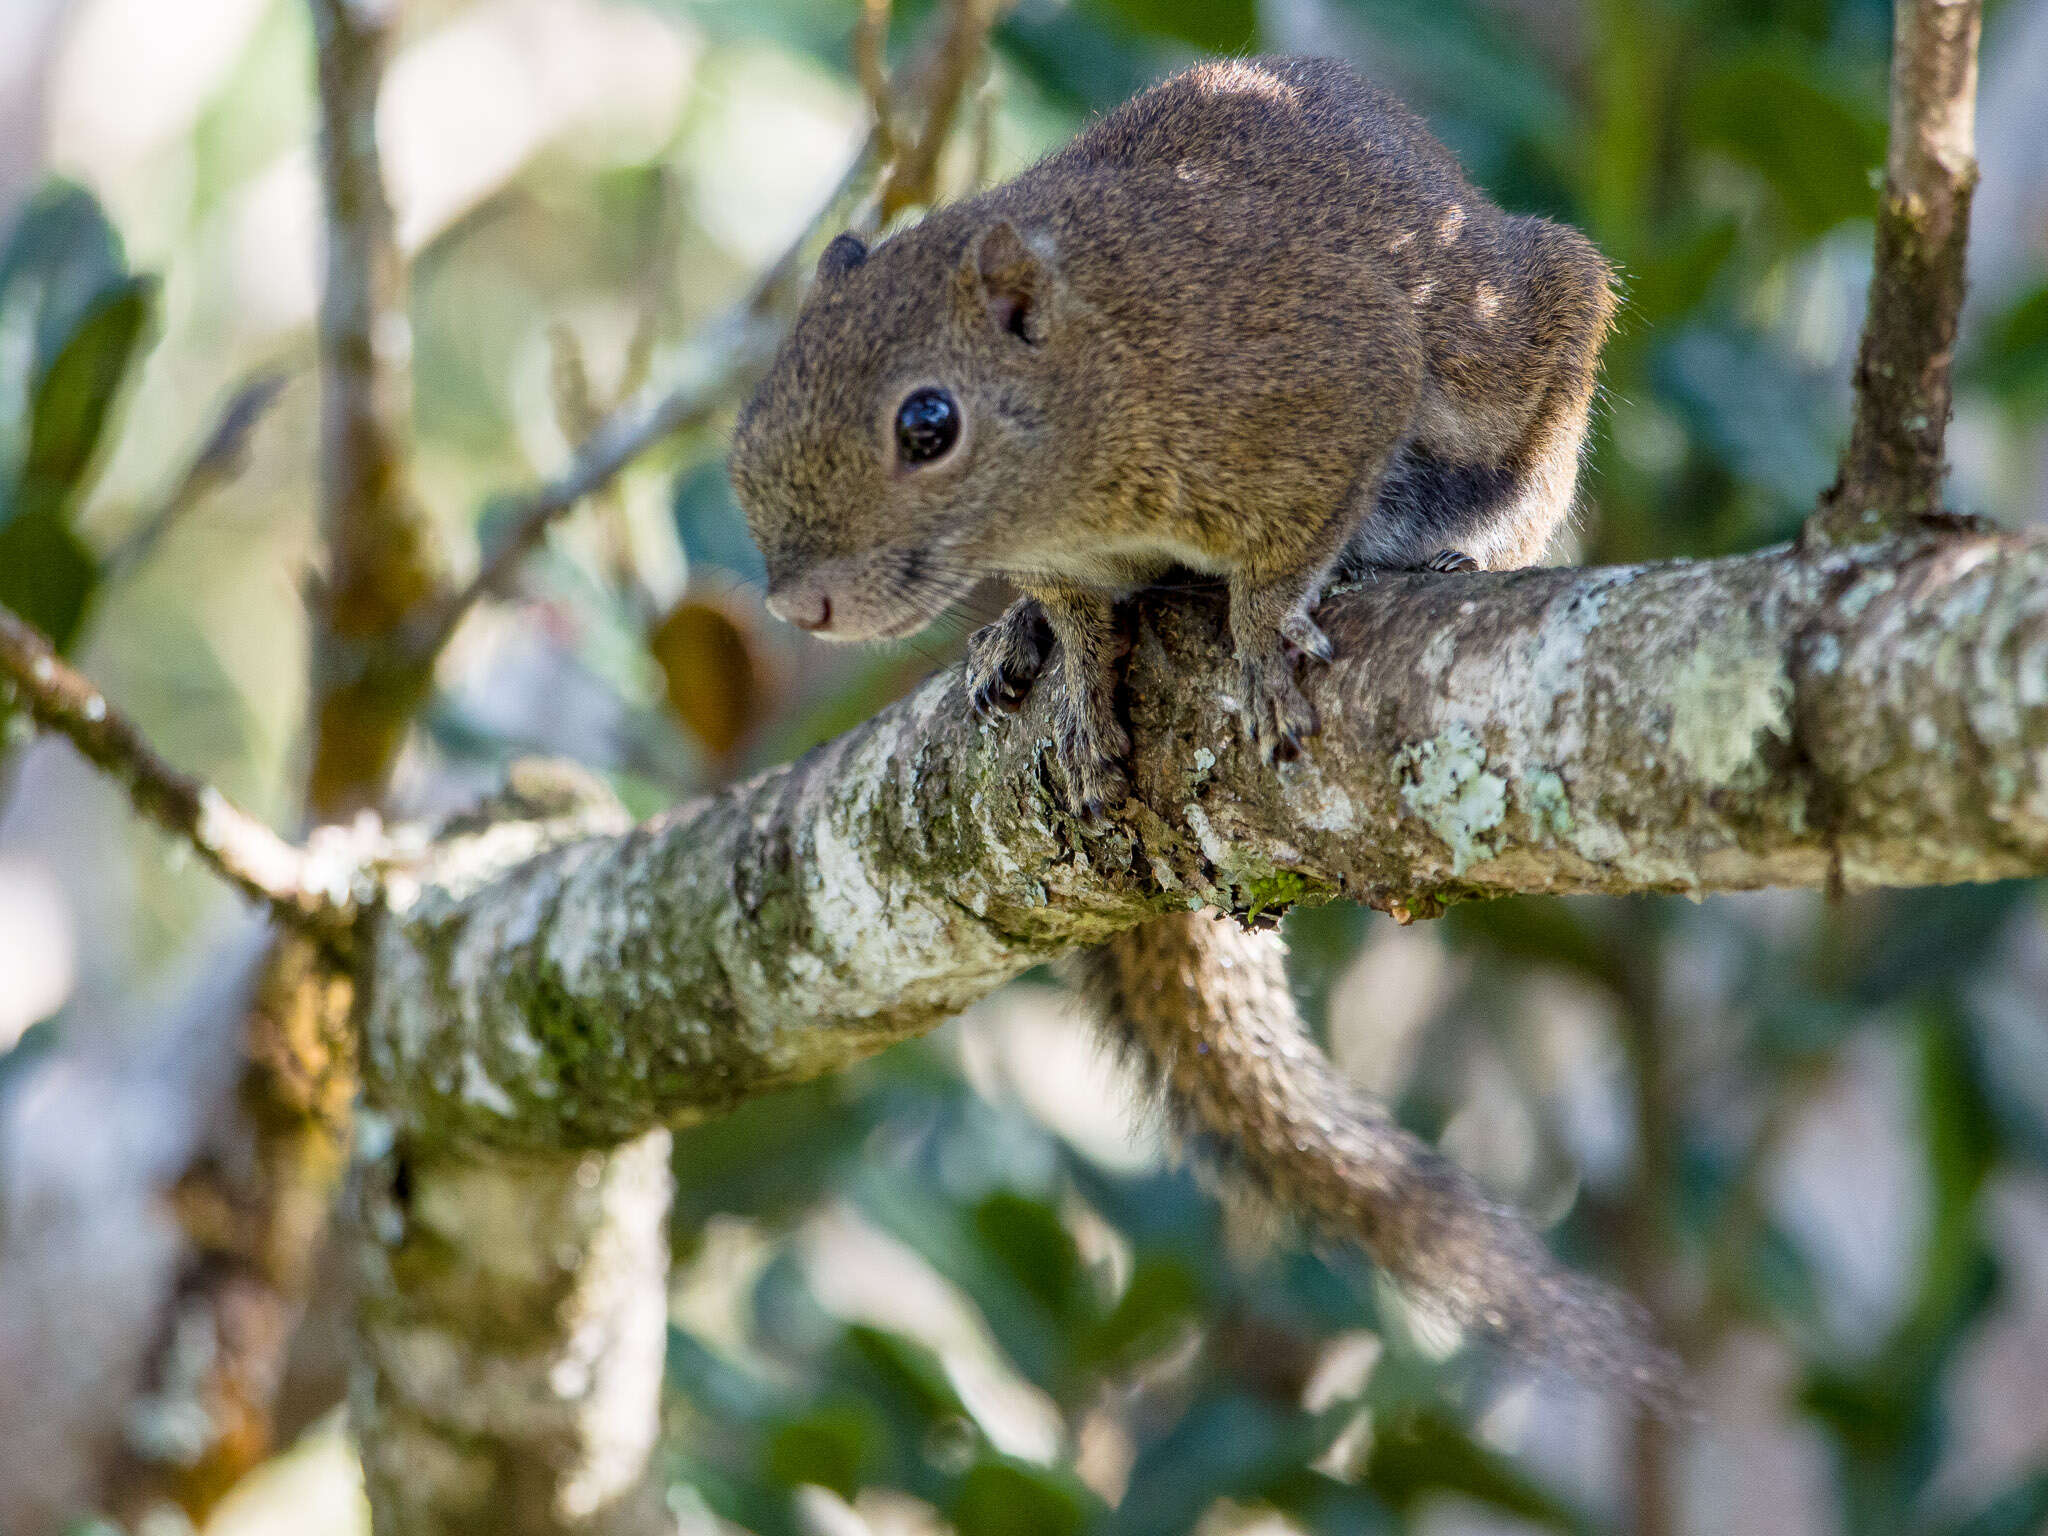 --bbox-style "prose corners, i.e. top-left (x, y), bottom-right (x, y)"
top-left (1073, 910), bottom-right (1680, 1409)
